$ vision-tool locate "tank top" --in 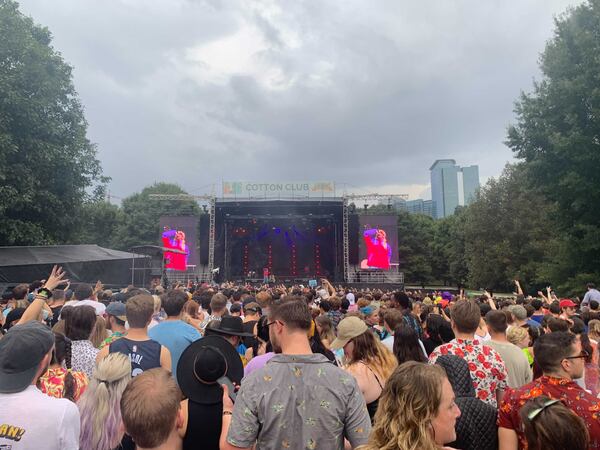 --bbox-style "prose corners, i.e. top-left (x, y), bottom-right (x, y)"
top-left (361, 362), bottom-right (384, 423)
top-left (109, 338), bottom-right (162, 377)
top-left (183, 400), bottom-right (222, 450)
